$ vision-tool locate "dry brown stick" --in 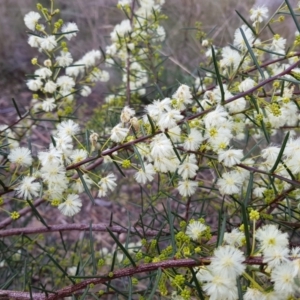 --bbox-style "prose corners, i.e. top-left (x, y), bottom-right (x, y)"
top-left (0, 223), bottom-right (168, 237)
